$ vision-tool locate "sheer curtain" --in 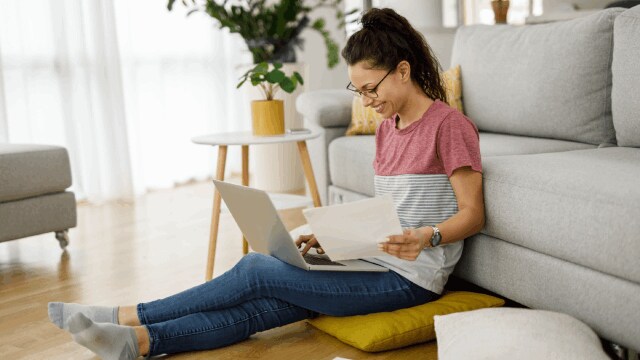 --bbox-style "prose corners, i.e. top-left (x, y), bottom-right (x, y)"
top-left (0, 0), bottom-right (252, 203)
